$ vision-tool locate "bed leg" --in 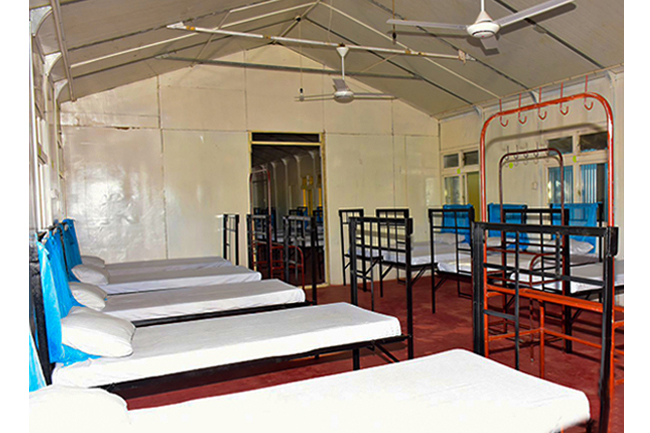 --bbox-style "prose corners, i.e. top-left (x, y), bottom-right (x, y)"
top-left (352, 348), bottom-right (360, 370)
